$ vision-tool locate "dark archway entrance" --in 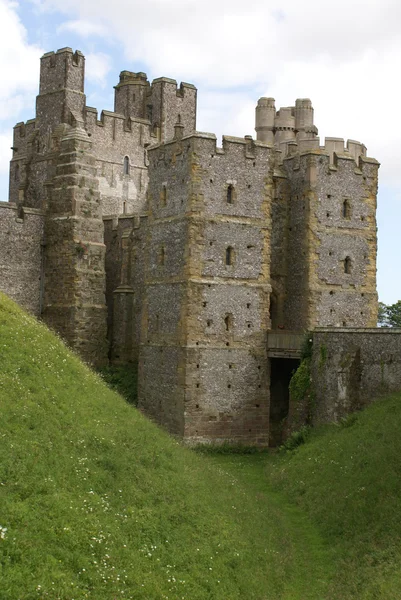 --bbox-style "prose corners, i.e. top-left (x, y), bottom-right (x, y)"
top-left (269, 357), bottom-right (300, 447)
